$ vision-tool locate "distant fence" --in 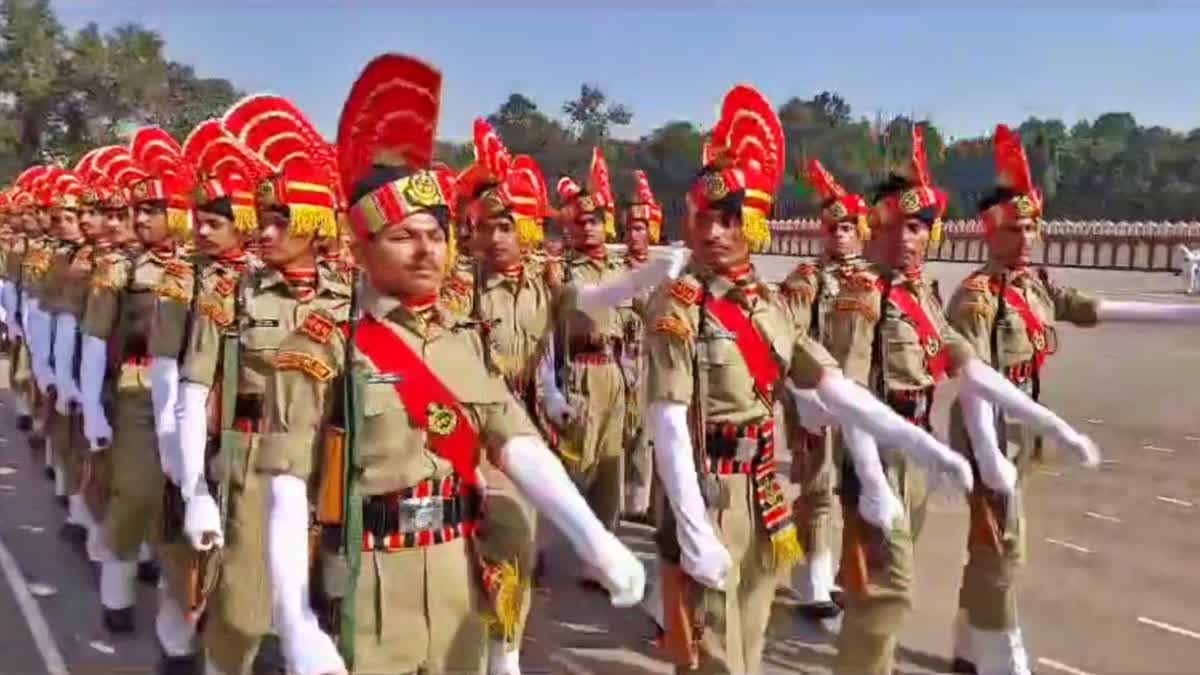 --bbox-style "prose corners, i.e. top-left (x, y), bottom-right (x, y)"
top-left (767, 219), bottom-right (1200, 273)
